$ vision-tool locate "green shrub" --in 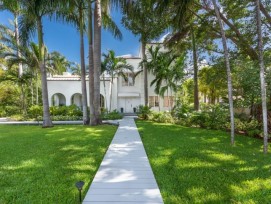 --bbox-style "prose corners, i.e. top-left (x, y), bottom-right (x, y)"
top-left (149, 111), bottom-right (175, 123)
top-left (0, 106), bottom-right (6, 117)
top-left (51, 115), bottom-right (82, 121)
top-left (3, 106), bottom-right (21, 116)
top-left (28, 105), bottom-right (43, 119)
top-left (172, 103), bottom-right (193, 119)
top-left (101, 109), bottom-right (123, 120)
top-left (138, 105), bottom-right (151, 120)
top-left (226, 118), bottom-right (261, 137)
